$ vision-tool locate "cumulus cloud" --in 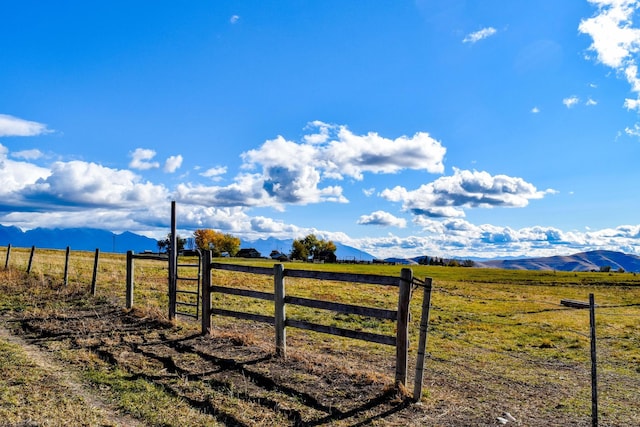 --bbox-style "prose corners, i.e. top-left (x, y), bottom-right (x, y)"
top-left (0, 144), bottom-right (51, 198)
top-left (184, 122), bottom-right (446, 208)
top-left (463, 27), bottom-right (497, 43)
top-left (531, 107), bottom-right (540, 113)
top-left (244, 122), bottom-right (445, 178)
top-left (164, 155), bottom-right (183, 173)
top-left (230, 15), bottom-right (240, 24)
top-left (0, 114), bottom-right (52, 137)
top-left (380, 168), bottom-right (553, 218)
top-left (348, 218), bottom-right (640, 259)
top-left (22, 161), bottom-right (169, 209)
top-left (579, 1), bottom-right (640, 108)
top-left (129, 148), bottom-right (160, 170)
top-left (358, 211), bottom-right (407, 228)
